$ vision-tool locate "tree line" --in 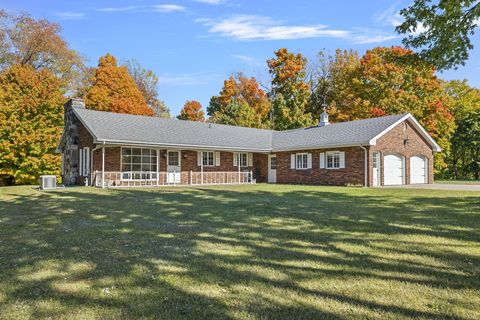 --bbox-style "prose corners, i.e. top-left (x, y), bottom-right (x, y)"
top-left (1, 3), bottom-right (480, 185)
